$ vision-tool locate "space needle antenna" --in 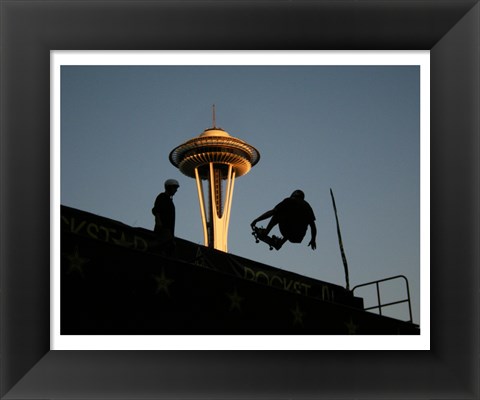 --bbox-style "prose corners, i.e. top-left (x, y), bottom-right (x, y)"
top-left (212, 104), bottom-right (216, 128)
